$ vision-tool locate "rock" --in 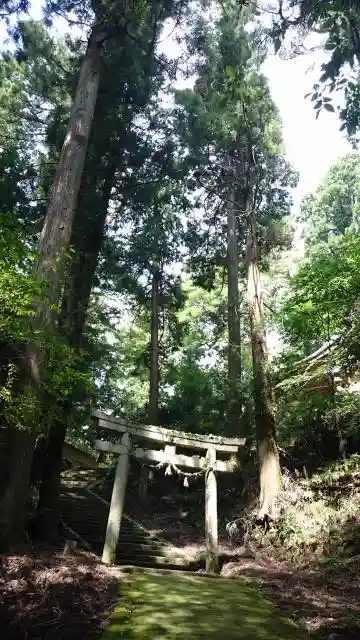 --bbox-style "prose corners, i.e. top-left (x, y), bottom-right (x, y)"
top-left (63, 539), bottom-right (77, 556)
top-left (221, 562), bottom-right (242, 577)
